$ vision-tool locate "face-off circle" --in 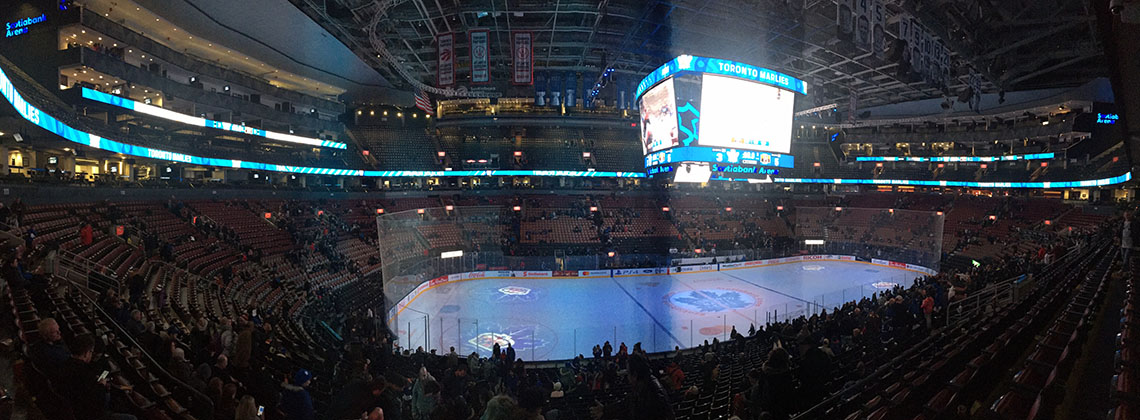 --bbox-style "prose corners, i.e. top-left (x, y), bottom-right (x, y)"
top-left (665, 288), bottom-right (760, 314)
